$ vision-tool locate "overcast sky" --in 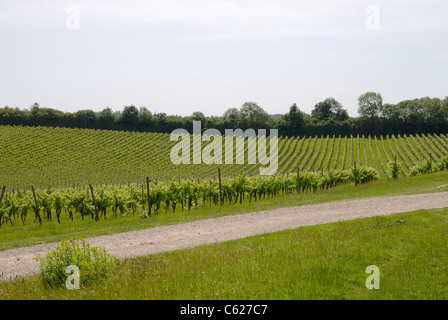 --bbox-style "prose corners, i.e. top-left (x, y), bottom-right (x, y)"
top-left (0, 0), bottom-right (447, 117)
